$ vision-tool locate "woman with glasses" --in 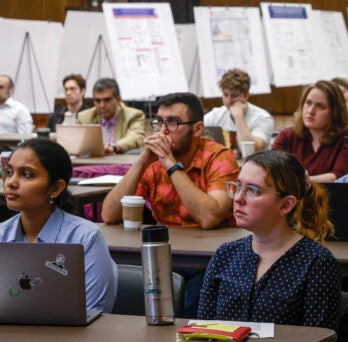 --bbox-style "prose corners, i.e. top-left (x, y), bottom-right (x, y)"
top-left (197, 150), bottom-right (341, 330)
top-left (272, 80), bottom-right (348, 182)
